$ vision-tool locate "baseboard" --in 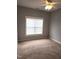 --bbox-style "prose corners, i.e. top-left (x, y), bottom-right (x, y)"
top-left (52, 39), bottom-right (61, 44)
